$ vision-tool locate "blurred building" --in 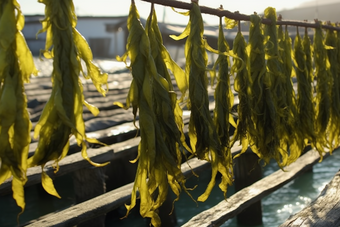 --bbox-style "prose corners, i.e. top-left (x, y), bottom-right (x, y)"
top-left (23, 15), bottom-right (128, 58)
top-left (22, 15), bottom-right (222, 62)
top-left (22, 1), bottom-right (340, 59)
